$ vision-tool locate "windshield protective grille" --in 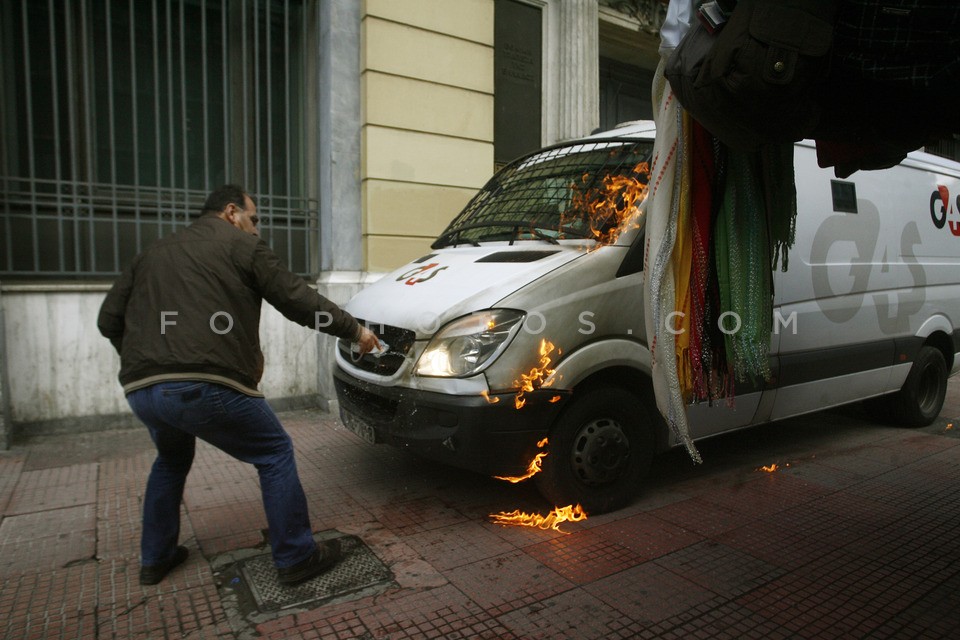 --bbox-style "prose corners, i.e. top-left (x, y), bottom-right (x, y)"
top-left (434, 138), bottom-right (654, 249)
